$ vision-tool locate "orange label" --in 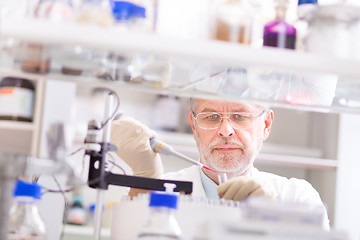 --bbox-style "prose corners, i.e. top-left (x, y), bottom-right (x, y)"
top-left (0, 87), bottom-right (14, 94)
